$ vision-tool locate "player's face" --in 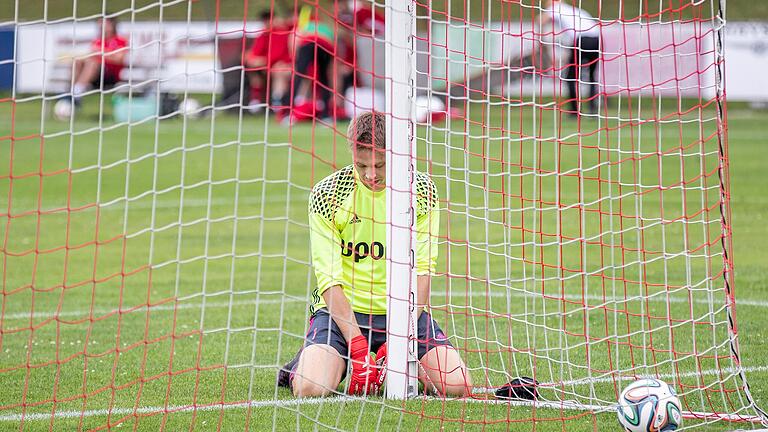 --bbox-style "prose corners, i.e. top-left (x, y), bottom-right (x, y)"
top-left (353, 148), bottom-right (386, 192)
top-left (99, 19), bottom-right (115, 38)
